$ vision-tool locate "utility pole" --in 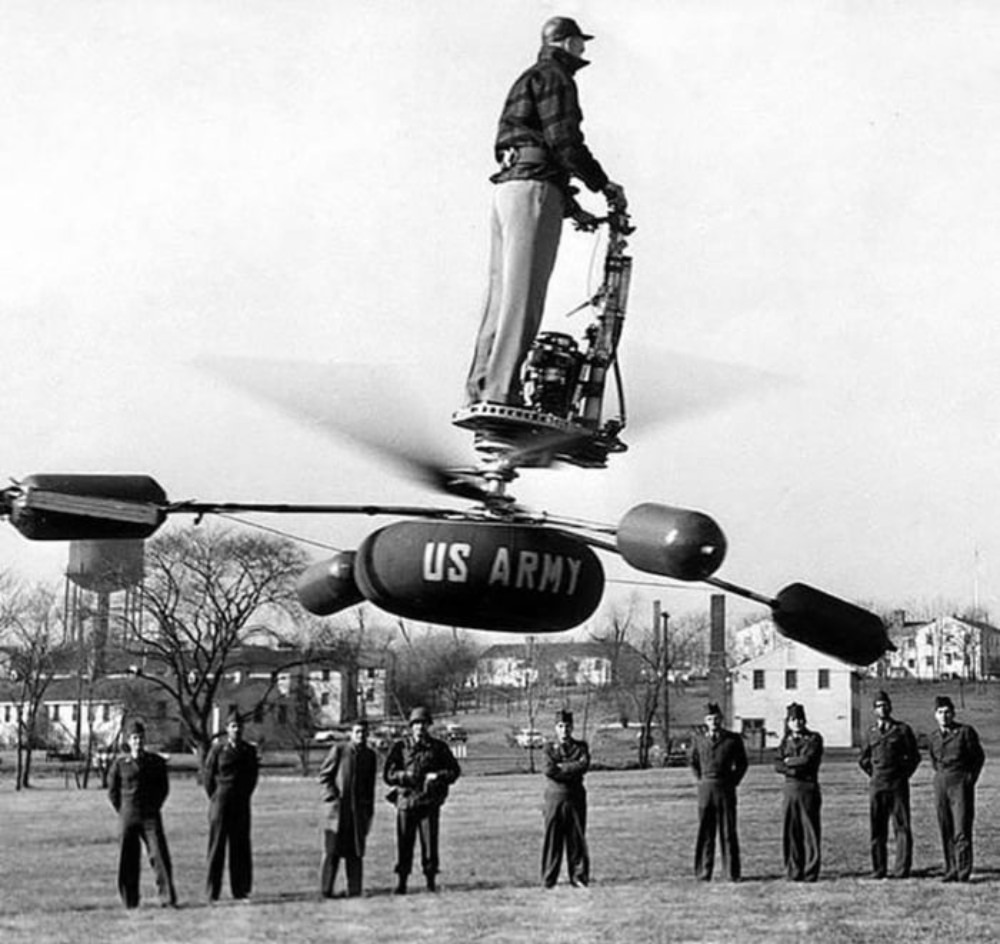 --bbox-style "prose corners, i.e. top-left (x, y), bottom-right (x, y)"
top-left (659, 605), bottom-right (670, 752)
